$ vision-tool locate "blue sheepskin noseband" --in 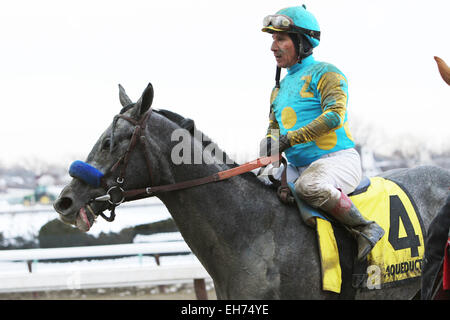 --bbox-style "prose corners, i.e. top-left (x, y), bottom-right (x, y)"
top-left (69, 160), bottom-right (104, 188)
